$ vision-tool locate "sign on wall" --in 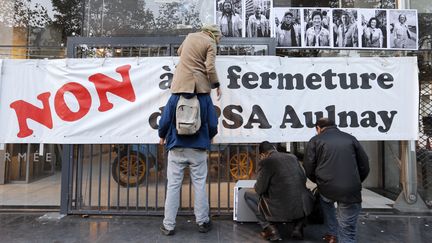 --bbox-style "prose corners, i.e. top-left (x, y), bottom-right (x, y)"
top-left (214, 0), bottom-right (418, 50)
top-left (0, 56), bottom-right (419, 144)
